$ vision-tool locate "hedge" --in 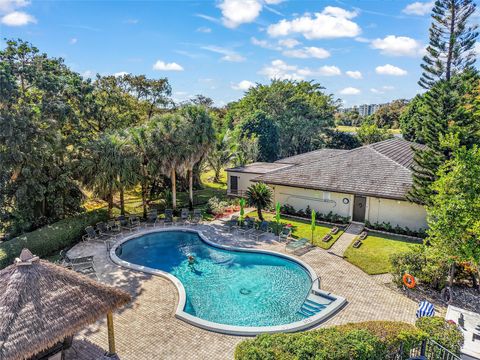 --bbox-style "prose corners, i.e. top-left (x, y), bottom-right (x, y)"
top-left (0, 209), bottom-right (108, 269)
top-left (415, 317), bottom-right (464, 355)
top-left (234, 321), bottom-right (428, 360)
